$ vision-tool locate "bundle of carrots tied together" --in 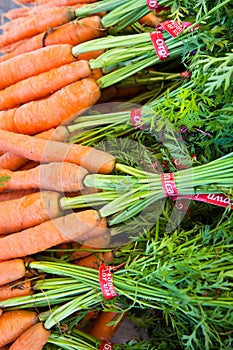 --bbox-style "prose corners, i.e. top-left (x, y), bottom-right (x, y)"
top-left (0, 0), bottom-right (232, 349)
